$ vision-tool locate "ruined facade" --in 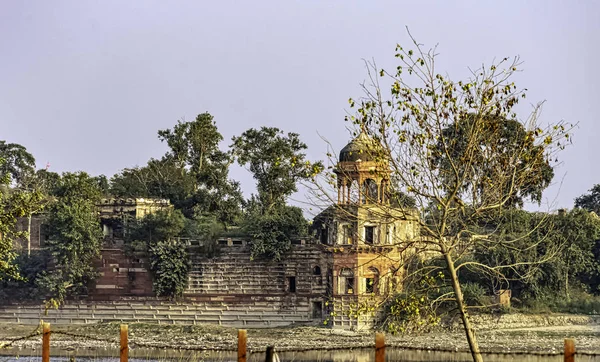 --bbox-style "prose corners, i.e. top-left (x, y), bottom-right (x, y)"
top-left (12, 132), bottom-right (419, 329)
